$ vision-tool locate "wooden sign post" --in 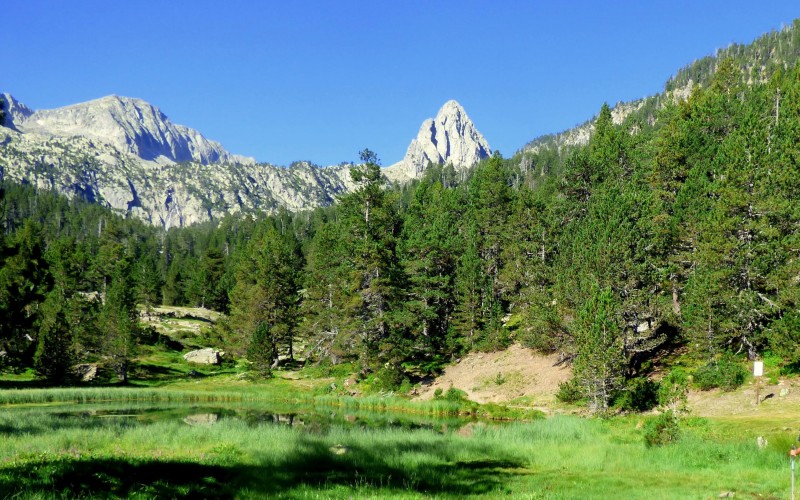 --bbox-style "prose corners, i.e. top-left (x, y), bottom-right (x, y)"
top-left (754, 360), bottom-right (764, 405)
top-left (791, 446), bottom-right (797, 500)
